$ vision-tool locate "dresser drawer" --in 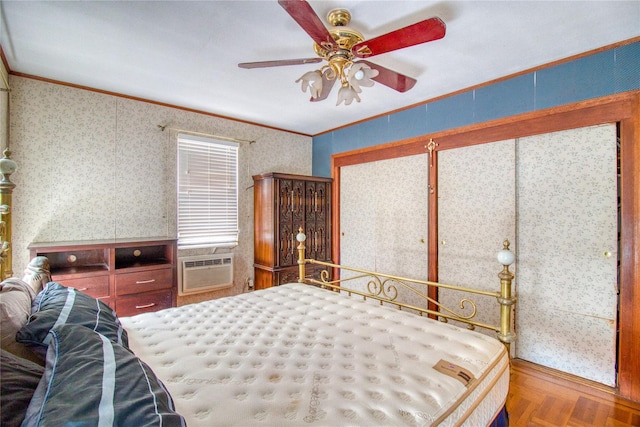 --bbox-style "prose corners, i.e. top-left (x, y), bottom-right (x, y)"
top-left (115, 290), bottom-right (172, 317)
top-left (115, 268), bottom-right (173, 296)
top-left (53, 275), bottom-right (110, 298)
